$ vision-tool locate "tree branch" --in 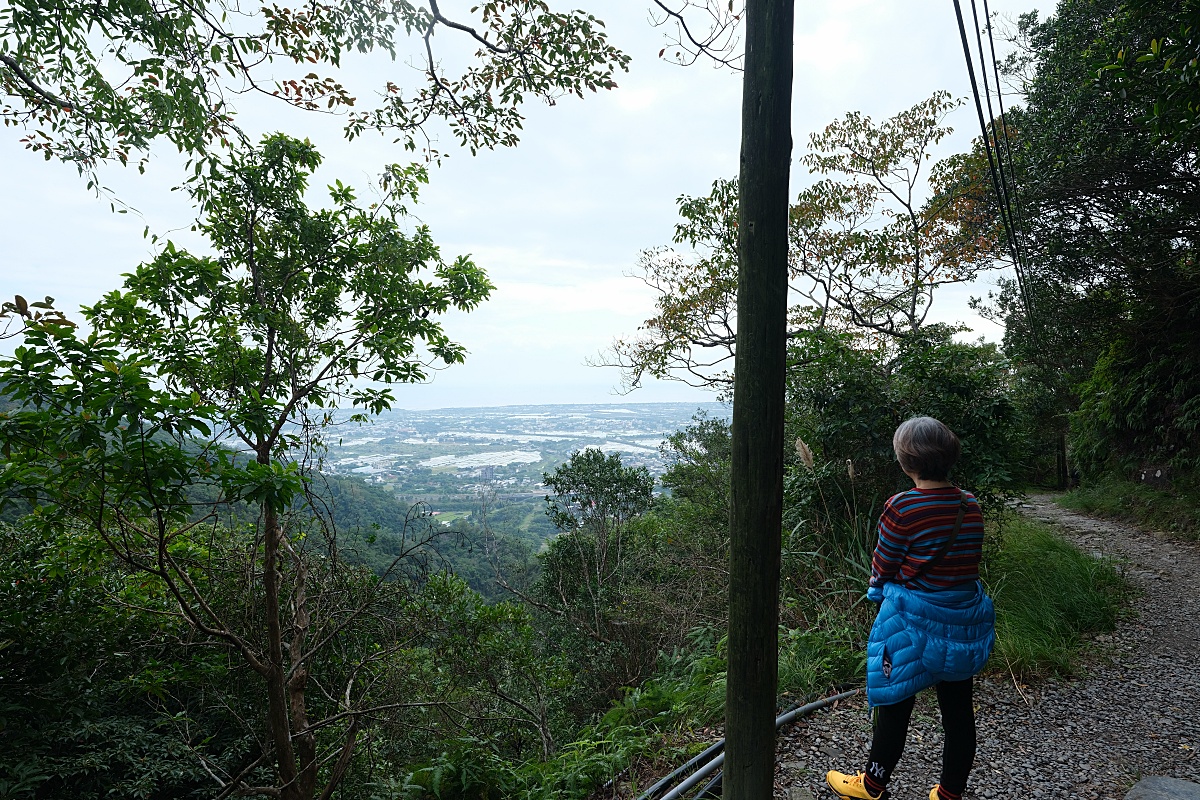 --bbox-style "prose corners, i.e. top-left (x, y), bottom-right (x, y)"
top-left (0, 54), bottom-right (75, 110)
top-left (649, 0), bottom-right (744, 70)
top-left (427, 0), bottom-right (513, 55)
